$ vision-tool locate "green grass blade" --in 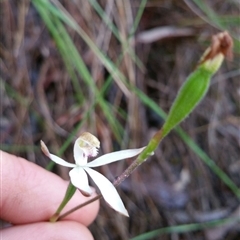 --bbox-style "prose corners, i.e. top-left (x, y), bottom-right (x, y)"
top-left (32, 0), bottom-right (124, 141)
top-left (130, 216), bottom-right (240, 240)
